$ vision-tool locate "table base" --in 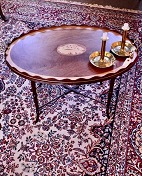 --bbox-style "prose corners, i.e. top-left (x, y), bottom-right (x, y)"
top-left (31, 79), bottom-right (117, 124)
